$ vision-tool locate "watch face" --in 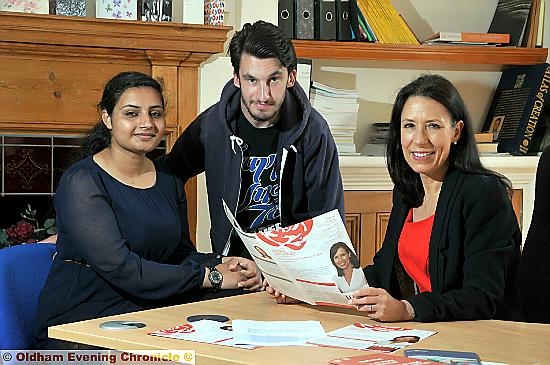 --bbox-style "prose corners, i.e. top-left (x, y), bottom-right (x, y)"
top-left (209, 269), bottom-right (223, 284)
